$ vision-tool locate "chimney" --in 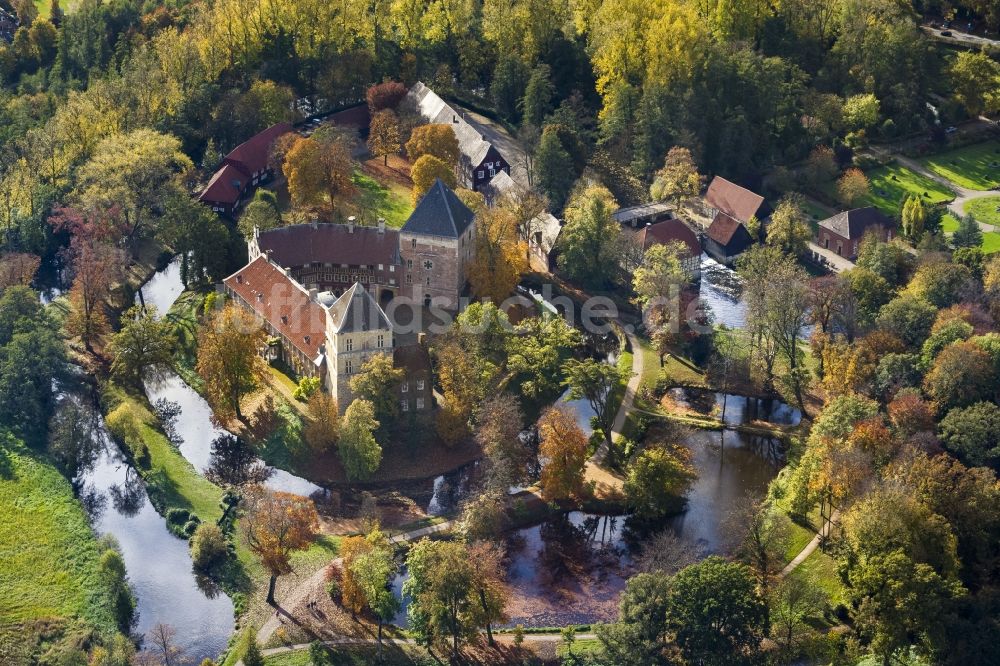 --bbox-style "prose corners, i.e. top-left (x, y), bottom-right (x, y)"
top-left (347, 216), bottom-right (356, 233)
top-left (308, 287), bottom-right (318, 301)
top-left (377, 217), bottom-right (385, 234)
top-left (311, 219), bottom-right (318, 230)
top-left (253, 226), bottom-right (260, 240)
